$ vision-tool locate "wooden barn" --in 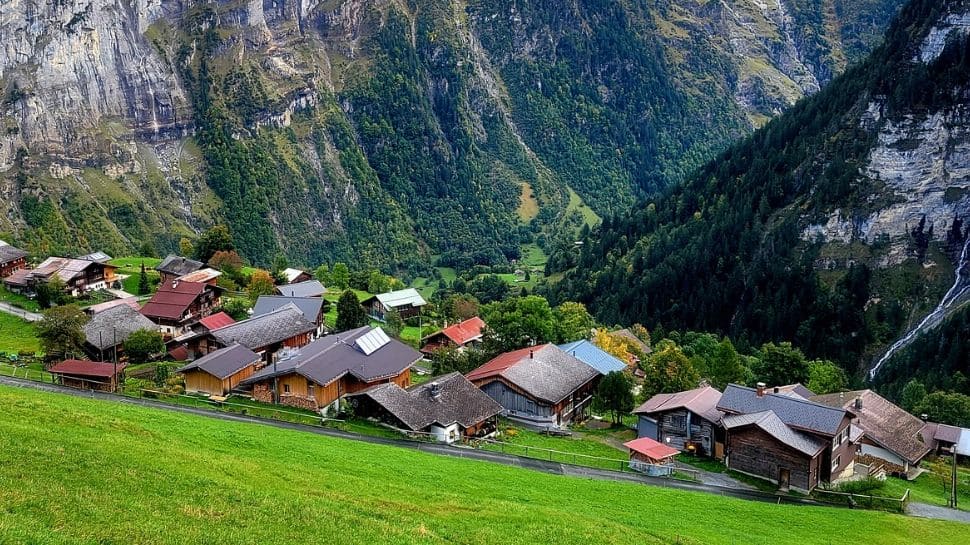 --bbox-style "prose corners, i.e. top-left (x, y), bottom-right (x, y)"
top-left (0, 242), bottom-right (28, 279)
top-left (361, 288), bottom-right (427, 322)
top-left (465, 344), bottom-right (600, 428)
top-left (178, 343), bottom-right (260, 397)
top-left (155, 255), bottom-right (204, 285)
top-left (633, 386), bottom-right (723, 458)
top-left (48, 360), bottom-right (126, 392)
